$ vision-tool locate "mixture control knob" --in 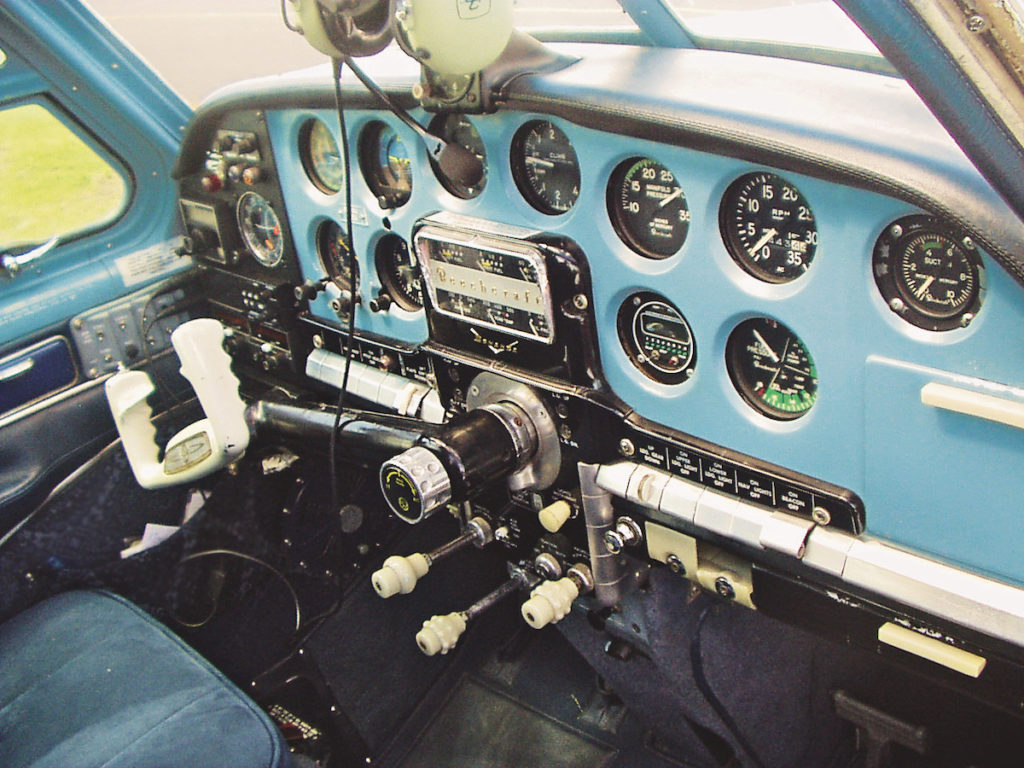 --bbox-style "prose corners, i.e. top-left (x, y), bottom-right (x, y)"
top-left (416, 612), bottom-right (467, 656)
top-left (521, 578), bottom-right (579, 629)
top-left (604, 516), bottom-right (643, 554)
top-left (380, 446), bottom-right (453, 524)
